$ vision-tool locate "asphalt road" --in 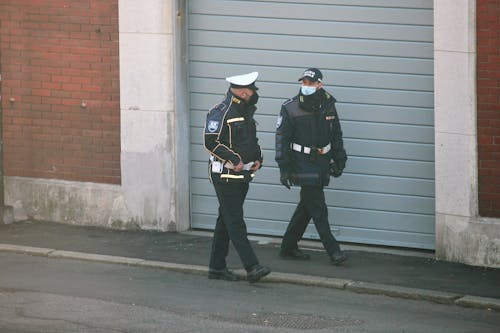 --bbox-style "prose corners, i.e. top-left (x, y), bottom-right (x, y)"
top-left (1, 253), bottom-right (499, 333)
